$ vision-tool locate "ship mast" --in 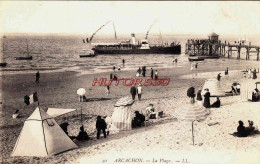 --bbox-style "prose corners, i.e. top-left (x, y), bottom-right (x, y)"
top-left (88, 20), bottom-right (111, 43)
top-left (113, 21), bottom-right (117, 42)
top-left (145, 20), bottom-right (157, 40)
